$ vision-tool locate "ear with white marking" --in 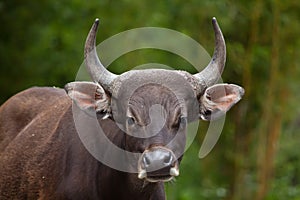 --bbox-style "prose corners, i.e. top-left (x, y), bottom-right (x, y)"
top-left (199, 84), bottom-right (244, 121)
top-left (65, 81), bottom-right (111, 118)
